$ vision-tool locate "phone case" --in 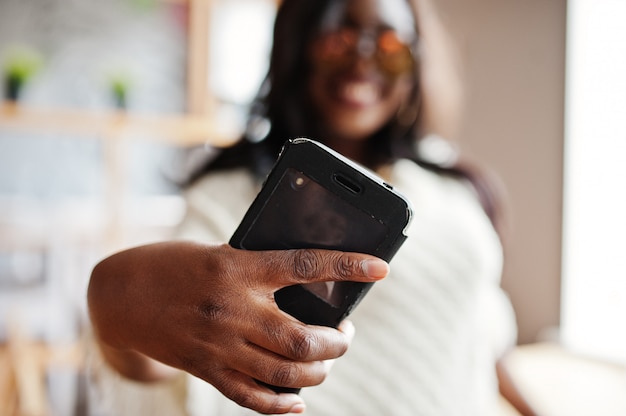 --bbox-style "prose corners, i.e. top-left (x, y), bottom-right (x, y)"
top-left (229, 138), bottom-right (412, 393)
top-left (230, 138), bottom-right (412, 326)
